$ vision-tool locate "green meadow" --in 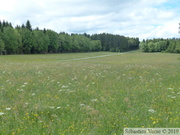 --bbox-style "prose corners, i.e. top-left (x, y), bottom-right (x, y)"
top-left (0, 52), bottom-right (179, 135)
